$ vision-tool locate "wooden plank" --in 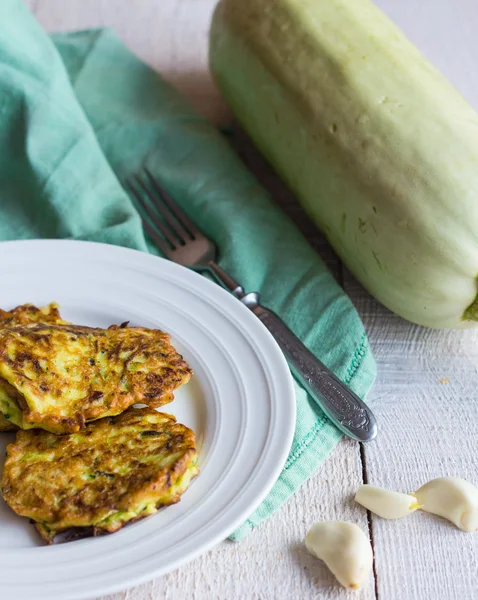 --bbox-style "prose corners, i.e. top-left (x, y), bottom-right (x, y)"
top-left (344, 272), bottom-right (478, 600)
